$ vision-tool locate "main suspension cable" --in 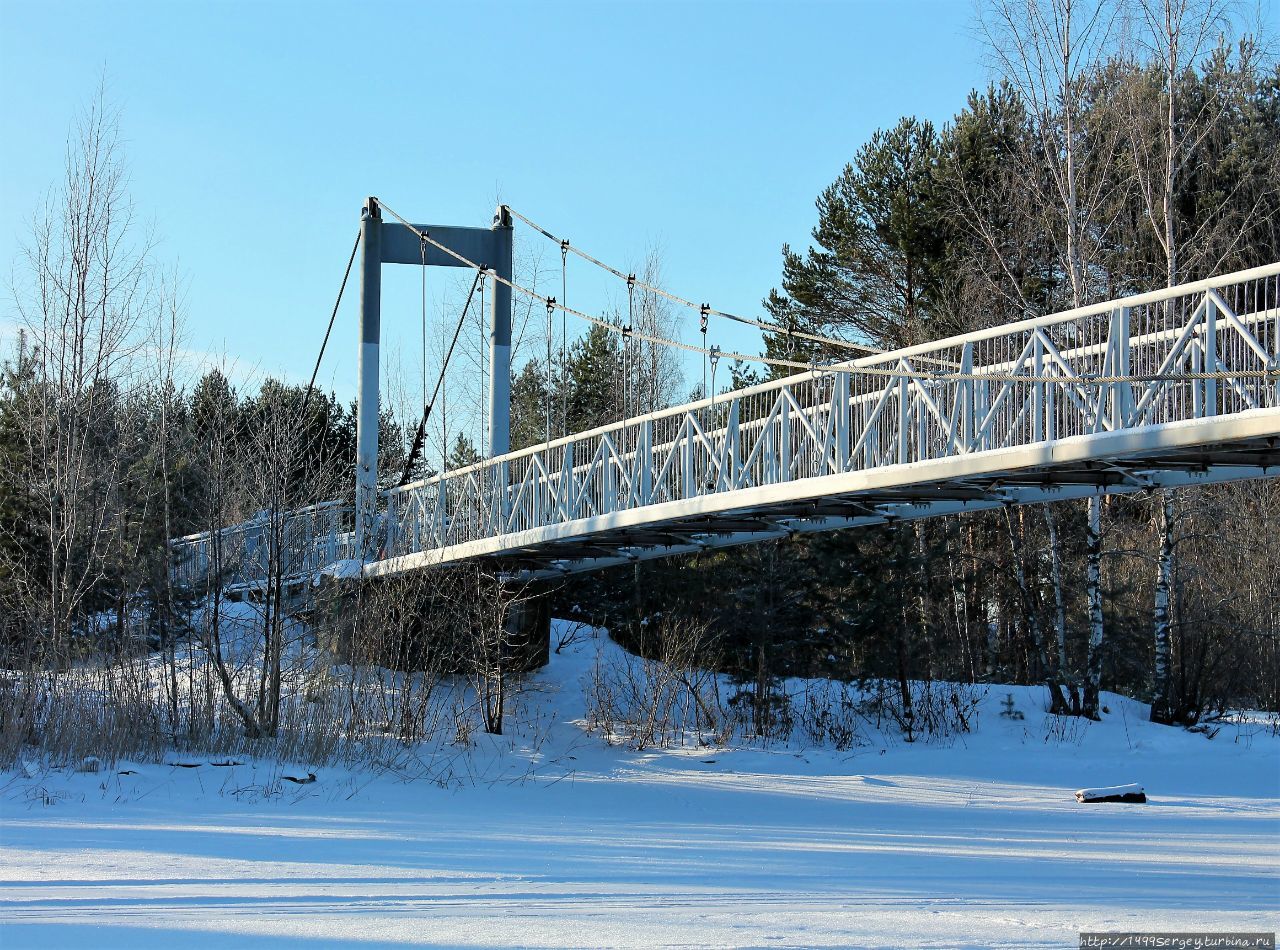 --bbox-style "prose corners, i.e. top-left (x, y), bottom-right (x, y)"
top-left (504, 204), bottom-right (885, 356)
top-left (375, 199), bottom-right (1279, 386)
top-left (376, 199), bottom-right (826, 374)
